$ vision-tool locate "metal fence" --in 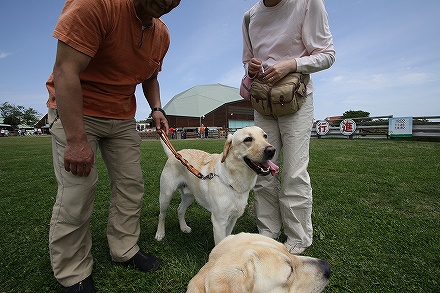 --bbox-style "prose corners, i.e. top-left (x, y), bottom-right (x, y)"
top-left (135, 116), bottom-right (440, 140)
top-left (312, 116), bottom-right (440, 139)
